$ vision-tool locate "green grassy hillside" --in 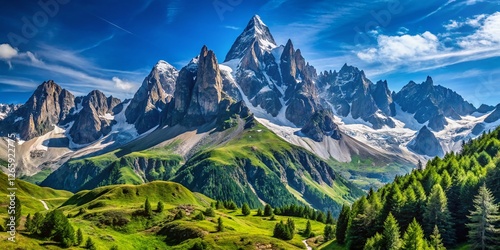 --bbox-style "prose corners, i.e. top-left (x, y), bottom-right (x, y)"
top-left (0, 172), bottom-right (73, 215)
top-left (1, 180), bottom-right (337, 250)
top-left (174, 122), bottom-right (364, 215)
